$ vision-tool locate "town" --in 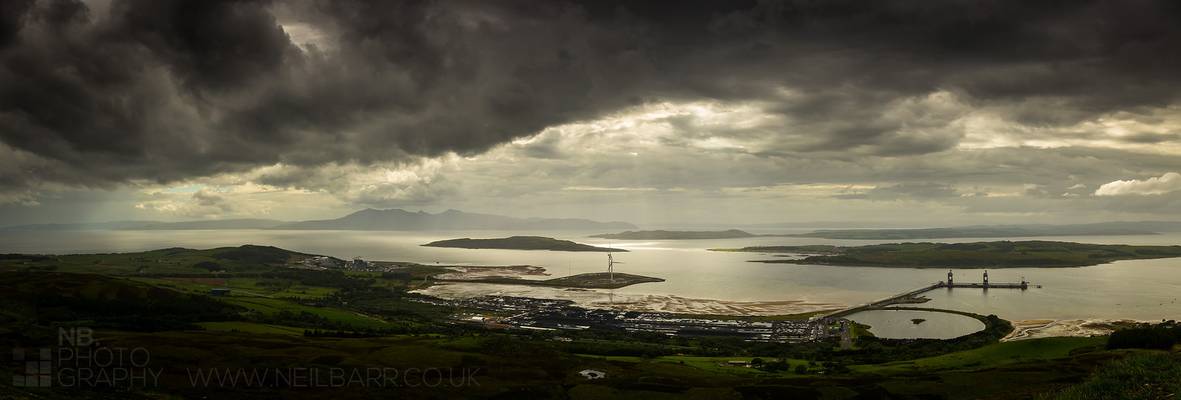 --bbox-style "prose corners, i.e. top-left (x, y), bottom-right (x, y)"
top-left (413, 295), bottom-right (839, 343)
